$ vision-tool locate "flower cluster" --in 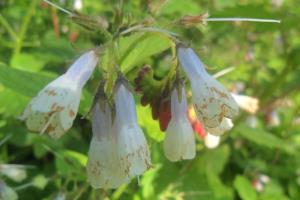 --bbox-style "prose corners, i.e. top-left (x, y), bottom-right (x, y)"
top-left (169, 45), bottom-right (239, 152)
top-left (20, 45), bottom-right (239, 188)
top-left (87, 83), bottom-right (151, 189)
